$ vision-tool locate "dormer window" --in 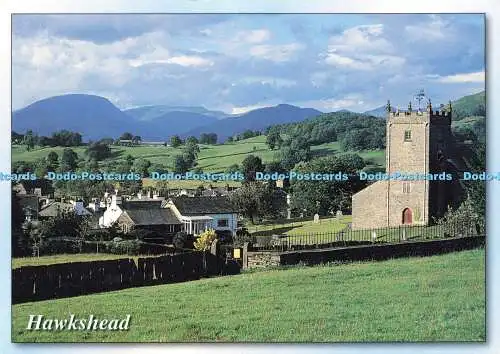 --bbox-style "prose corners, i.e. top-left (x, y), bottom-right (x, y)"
top-left (404, 130), bottom-right (412, 142)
